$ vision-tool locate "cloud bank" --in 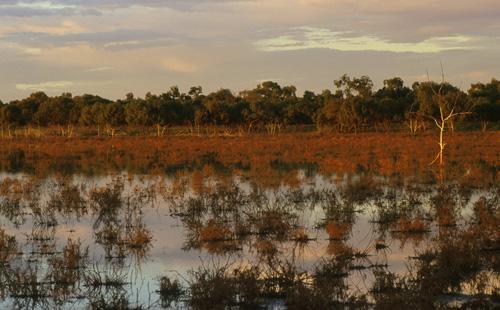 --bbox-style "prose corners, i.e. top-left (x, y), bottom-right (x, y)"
top-left (0, 0), bottom-right (498, 101)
